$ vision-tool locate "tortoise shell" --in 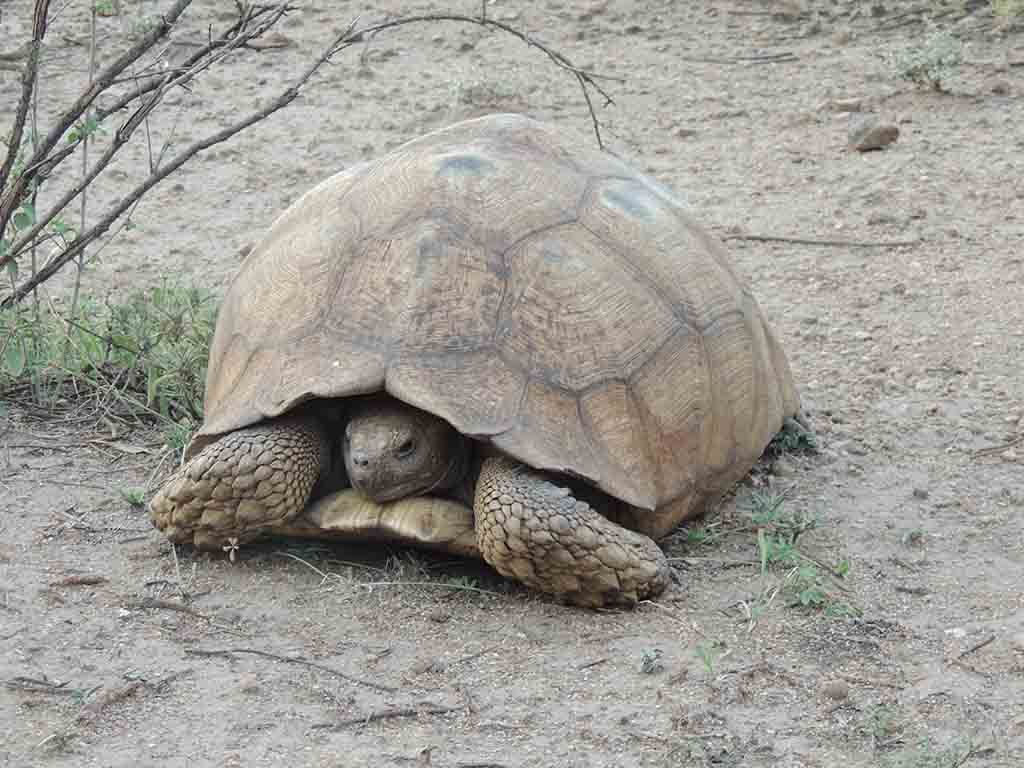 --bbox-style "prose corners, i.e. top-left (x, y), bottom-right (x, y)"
top-left (192, 114), bottom-right (799, 538)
